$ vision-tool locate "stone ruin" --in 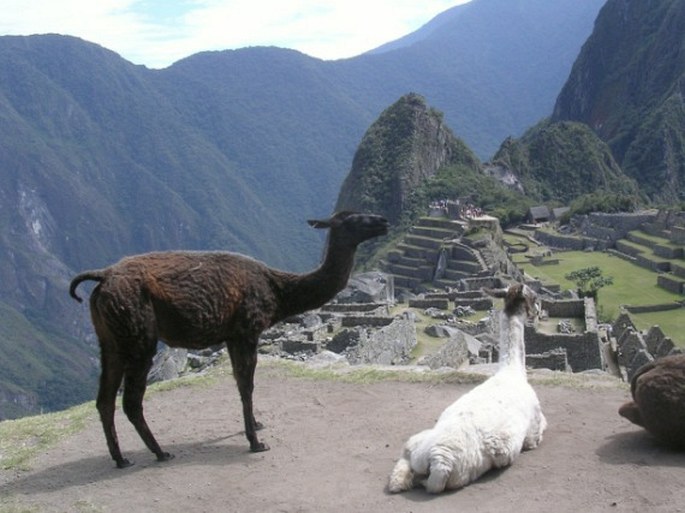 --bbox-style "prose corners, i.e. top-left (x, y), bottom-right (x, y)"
top-left (609, 310), bottom-right (683, 381)
top-left (145, 208), bottom-right (685, 385)
top-left (147, 269), bottom-right (614, 384)
top-left (148, 272), bottom-right (415, 382)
